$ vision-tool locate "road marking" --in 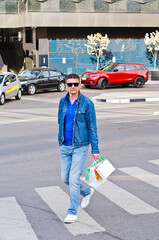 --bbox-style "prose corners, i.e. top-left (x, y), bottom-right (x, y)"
top-left (149, 159), bottom-right (159, 166)
top-left (21, 96), bottom-right (60, 103)
top-left (81, 177), bottom-right (158, 215)
top-left (110, 117), bottom-right (159, 124)
top-left (96, 181), bottom-right (158, 215)
top-left (0, 117), bottom-right (56, 126)
top-left (35, 186), bottom-right (105, 236)
top-left (0, 197), bottom-right (38, 240)
top-left (153, 111), bottom-right (159, 115)
top-left (0, 108), bottom-right (58, 125)
top-left (119, 166), bottom-right (159, 188)
top-left (146, 98), bottom-right (159, 103)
